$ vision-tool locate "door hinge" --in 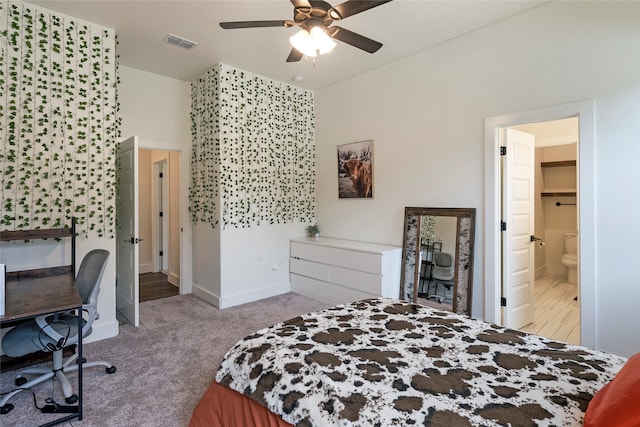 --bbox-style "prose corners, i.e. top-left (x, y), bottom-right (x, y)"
top-left (500, 146), bottom-right (507, 156)
top-left (501, 297), bottom-right (507, 307)
top-left (500, 220), bottom-right (507, 231)
top-left (159, 251), bottom-right (163, 257)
